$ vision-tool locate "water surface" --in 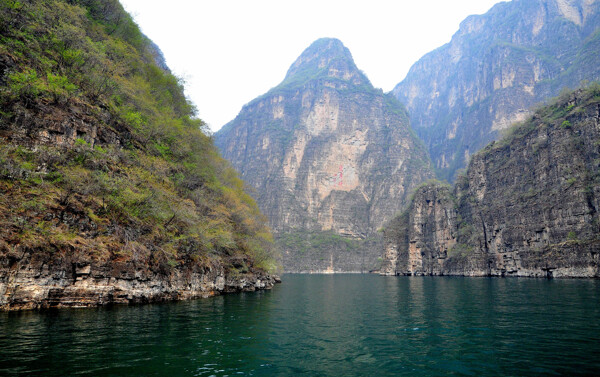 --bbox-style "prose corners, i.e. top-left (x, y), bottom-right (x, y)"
top-left (1, 275), bottom-right (599, 376)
